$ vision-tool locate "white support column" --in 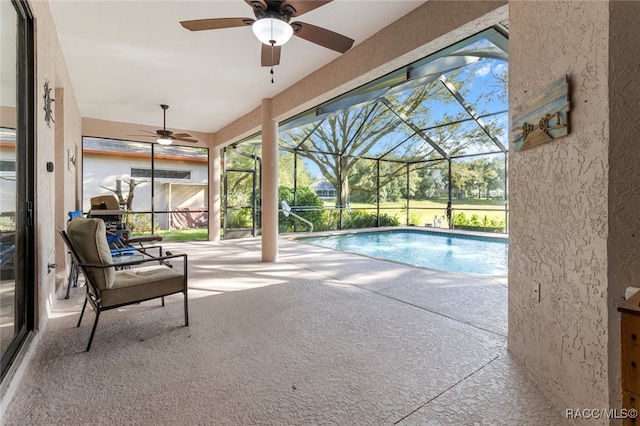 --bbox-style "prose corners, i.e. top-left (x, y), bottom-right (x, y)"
top-left (208, 145), bottom-right (221, 241)
top-left (261, 98), bottom-right (278, 262)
